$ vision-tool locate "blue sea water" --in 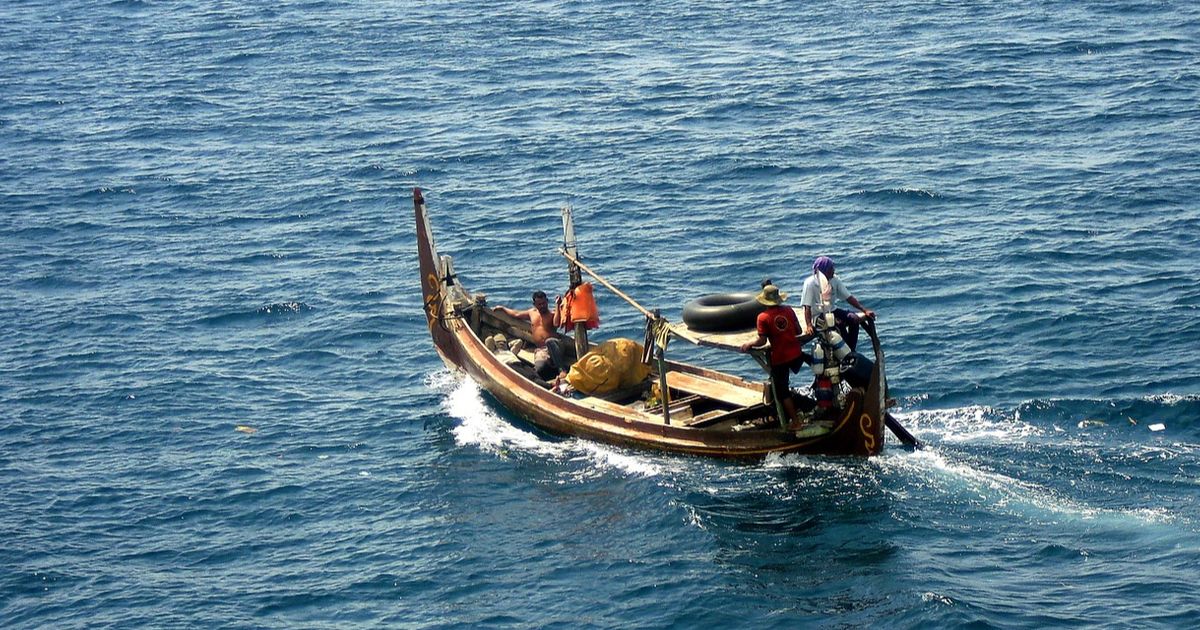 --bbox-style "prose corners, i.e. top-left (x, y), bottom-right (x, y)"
top-left (3, 0), bottom-right (1200, 627)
